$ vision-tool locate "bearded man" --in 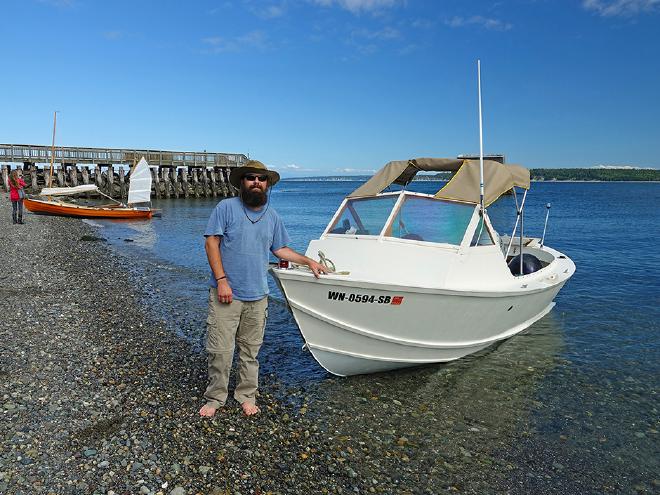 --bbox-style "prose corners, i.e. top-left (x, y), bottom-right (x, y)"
top-left (200, 160), bottom-right (328, 417)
